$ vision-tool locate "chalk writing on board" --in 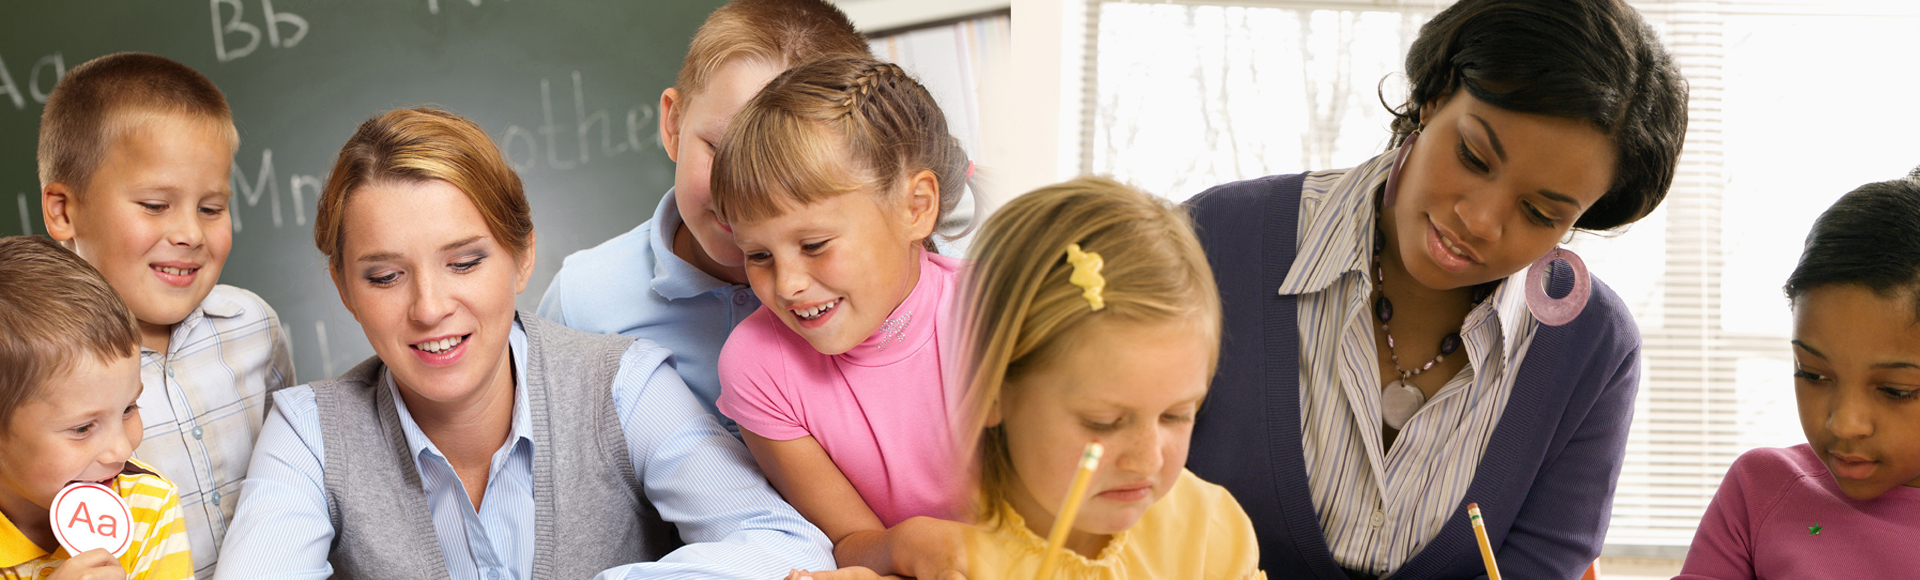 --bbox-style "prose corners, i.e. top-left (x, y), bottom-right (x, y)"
top-left (0, 55), bottom-right (18, 109)
top-left (289, 174), bottom-right (321, 226)
top-left (426, 0), bottom-right (496, 16)
top-left (29, 53), bottom-right (63, 105)
top-left (211, 0), bottom-right (310, 63)
top-left (0, 52), bottom-right (66, 110)
top-left (501, 71), bottom-right (660, 172)
top-left (571, 71), bottom-right (628, 162)
top-left (16, 193), bottom-right (31, 235)
top-left (231, 149), bottom-right (279, 231)
top-left (229, 148), bottom-right (322, 232)
top-left (536, 77), bottom-right (575, 170)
